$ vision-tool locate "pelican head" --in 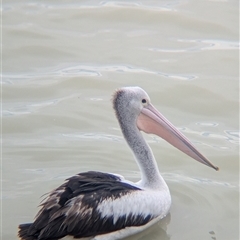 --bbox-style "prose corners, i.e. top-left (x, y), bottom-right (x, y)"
top-left (113, 86), bottom-right (218, 171)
